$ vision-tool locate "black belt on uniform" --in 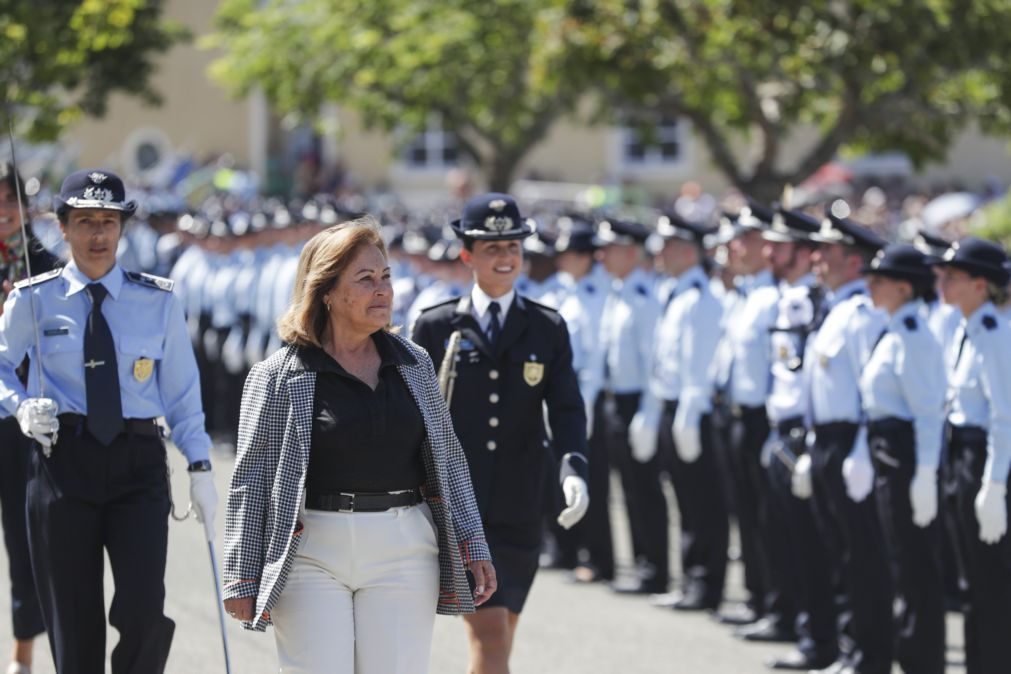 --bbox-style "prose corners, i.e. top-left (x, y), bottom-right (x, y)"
top-left (947, 424), bottom-right (987, 448)
top-left (730, 403), bottom-right (765, 419)
top-left (813, 420), bottom-right (858, 435)
top-left (867, 417), bottom-right (913, 435)
top-left (306, 488), bottom-right (423, 513)
top-left (58, 413), bottom-right (161, 438)
top-left (775, 416), bottom-right (805, 436)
